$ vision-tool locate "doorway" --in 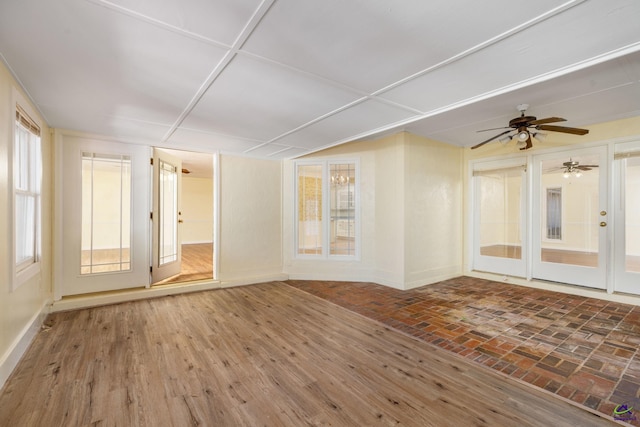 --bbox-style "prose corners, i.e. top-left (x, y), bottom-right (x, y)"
top-left (58, 135), bottom-right (215, 297)
top-left (152, 148), bottom-right (214, 286)
top-left (471, 145), bottom-right (612, 291)
top-left (532, 146), bottom-right (608, 288)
